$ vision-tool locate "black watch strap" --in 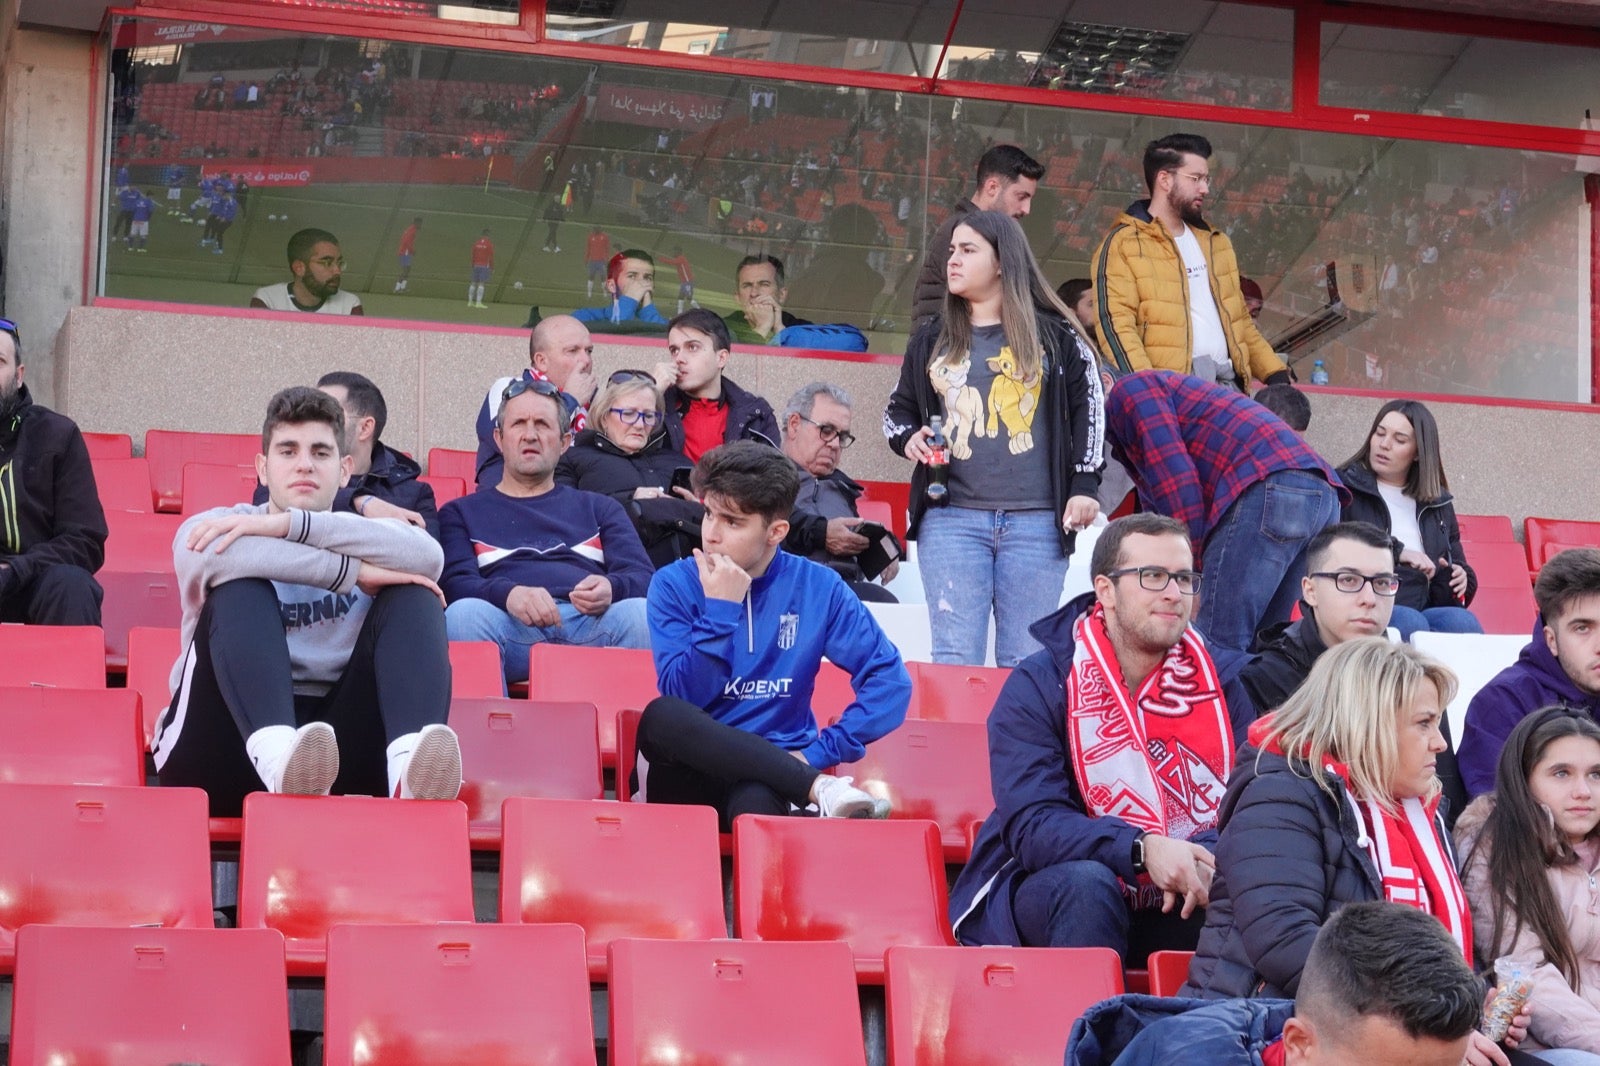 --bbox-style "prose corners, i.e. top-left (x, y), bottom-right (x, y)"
top-left (1131, 832), bottom-right (1149, 876)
